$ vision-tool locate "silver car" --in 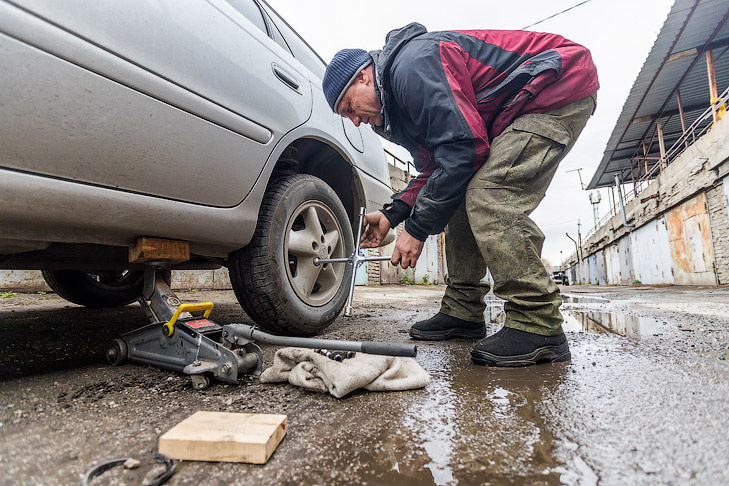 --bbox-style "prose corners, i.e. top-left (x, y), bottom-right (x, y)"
top-left (0, 0), bottom-right (393, 335)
